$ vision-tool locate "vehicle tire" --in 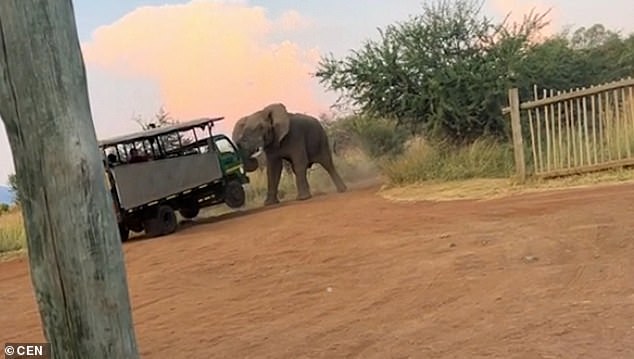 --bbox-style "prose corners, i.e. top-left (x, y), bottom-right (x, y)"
top-left (224, 180), bottom-right (246, 208)
top-left (118, 223), bottom-right (130, 242)
top-left (144, 204), bottom-right (178, 237)
top-left (128, 220), bottom-right (144, 233)
top-left (179, 205), bottom-right (200, 219)
top-left (143, 217), bottom-right (162, 238)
